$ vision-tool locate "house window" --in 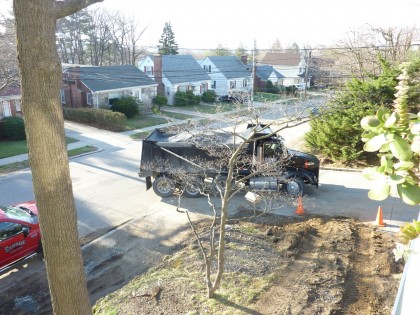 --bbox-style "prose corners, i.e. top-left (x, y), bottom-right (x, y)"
top-left (60, 89), bottom-right (66, 104)
top-left (201, 83), bottom-right (207, 93)
top-left (190, 84), bottom-right (195, 91)
top-left (203, 65), bottom-right (211, 73)
top-left (243, 79), bottom-right (247, 87)
top-left (144, 66), bottom-right (154, 76)
top-left (86, 93), bottom-right (93, 106)
top-left (166, 87), bottom-right (170, 96)
top-left (15, 100), bottom-right (21, 112)
top-left (229, 81), bottom-right (236, 89)
top-left (1, 101), bottom-right (11, 117)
